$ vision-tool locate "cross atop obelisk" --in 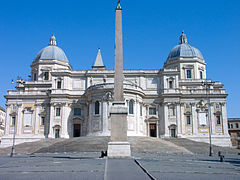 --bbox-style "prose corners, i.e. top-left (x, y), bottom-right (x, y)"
top-left (107, 0), bottom-right (131, 158)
